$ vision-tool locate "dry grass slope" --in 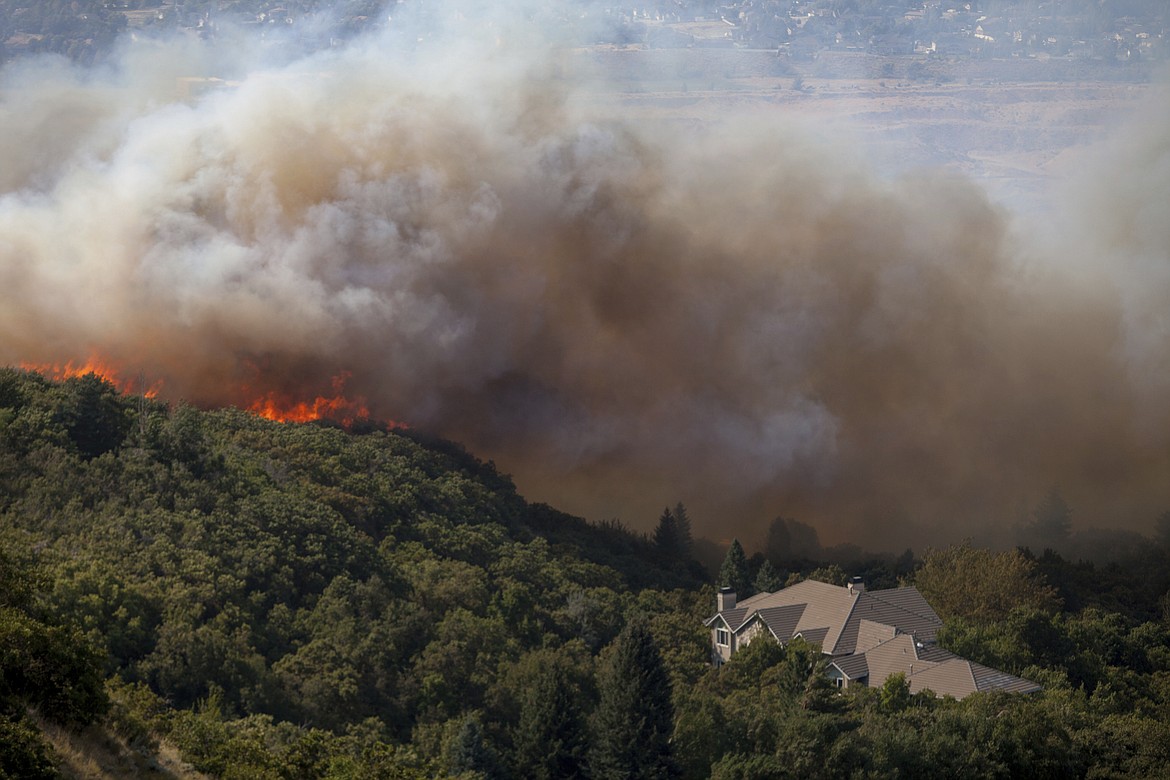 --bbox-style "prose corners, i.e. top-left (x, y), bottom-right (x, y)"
top-left (32, 714), bottom-right (210, 780)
